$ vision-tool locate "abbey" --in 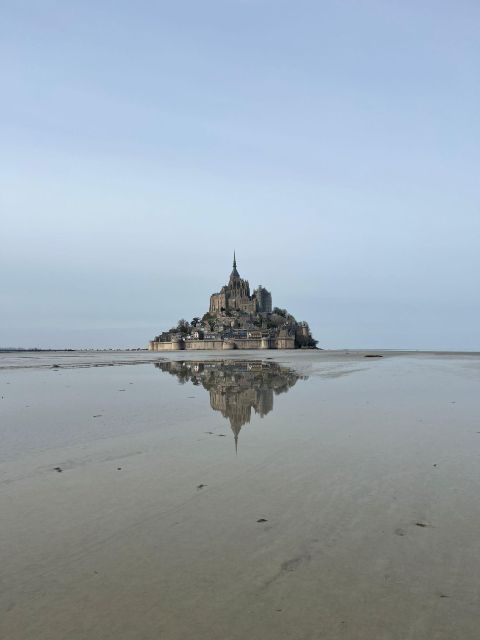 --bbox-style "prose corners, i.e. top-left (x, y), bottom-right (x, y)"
top-left (209, 253), bottom-right (272, 315)
top-left (149, 254), bottom-right (317, 351)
